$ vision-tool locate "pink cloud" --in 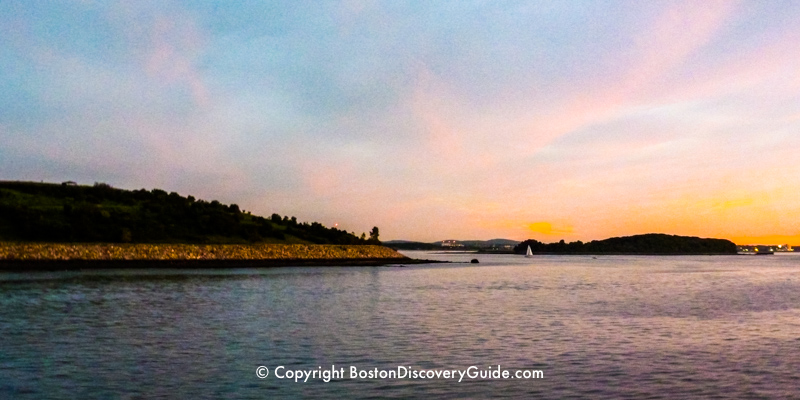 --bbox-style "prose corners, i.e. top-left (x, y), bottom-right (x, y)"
top-left (143, 16), bottom-right (210, 108)
top-left (406, 1), bottom-right (742, 172)
top-left (621, 0), bottom-right (739, 95)
top-left (658, 27), bottom-right (800, 107)
top-left (409, 64), bottom-right (471, 166)
top-left (524, 1), bottom-right (740, 143)
top-left (298, 157), bottom-right (358, 198)
top-left (103, 2), bottom-right (211, 108)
